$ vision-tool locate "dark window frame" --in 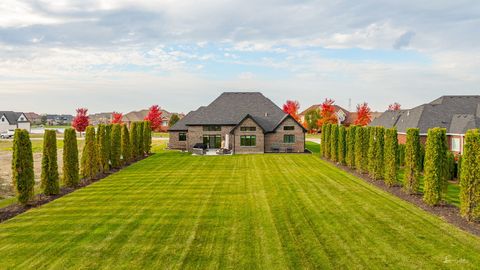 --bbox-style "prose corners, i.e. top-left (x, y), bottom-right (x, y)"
top-left (240, 135), bottom-right (256, 147)
top-left (283, 134), bottom-right (295, 144)
top-left (203, 125), bottom-right (222, 131)
top-left (283, 126), bottom-right (295, 130)
top-left (240, 126), bottom-right (256, 132)
top-left (178, 132), bottom-right (187, 141)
